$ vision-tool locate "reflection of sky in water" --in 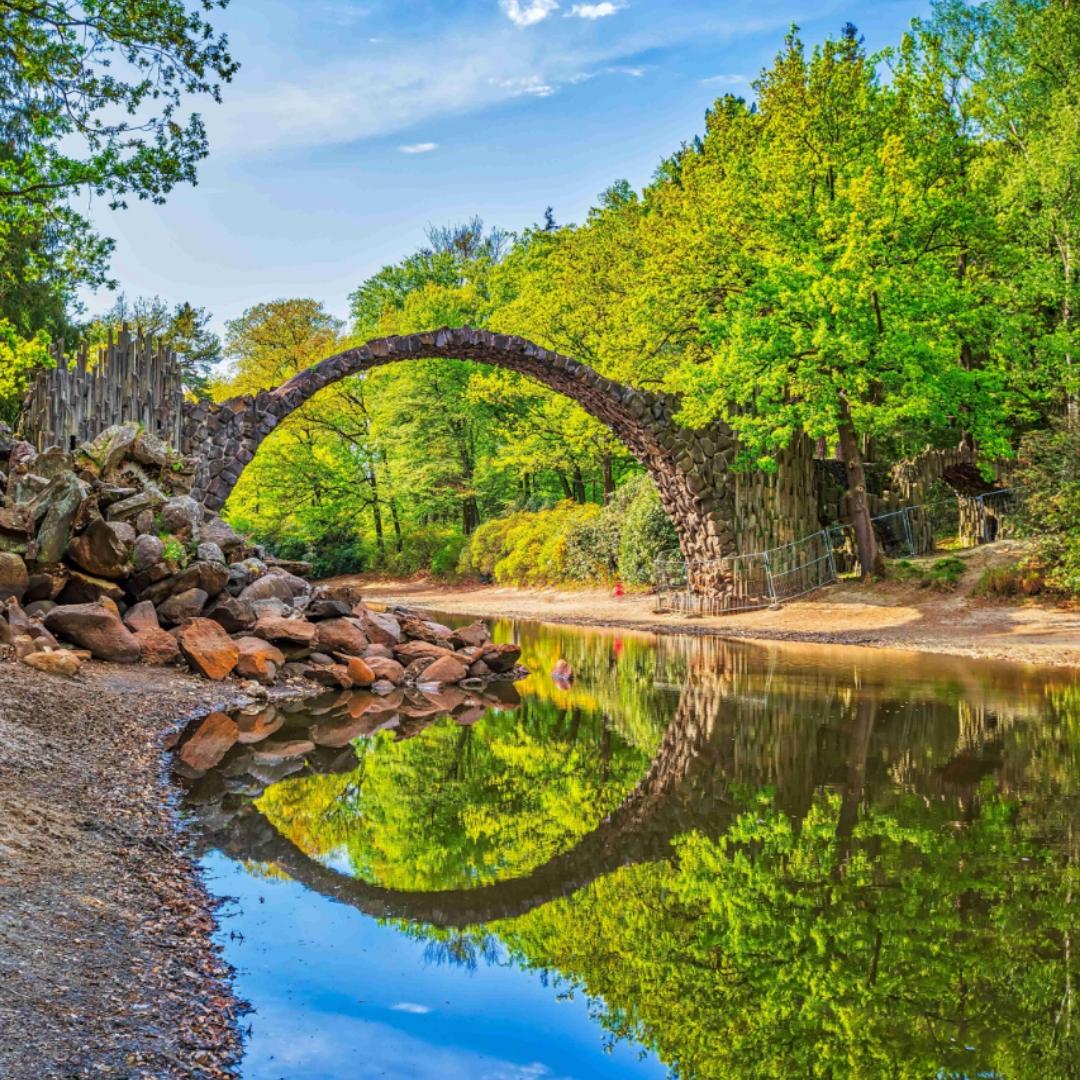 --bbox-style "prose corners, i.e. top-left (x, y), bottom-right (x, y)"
top-left (205, 852), bottom-right (663, 1080)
